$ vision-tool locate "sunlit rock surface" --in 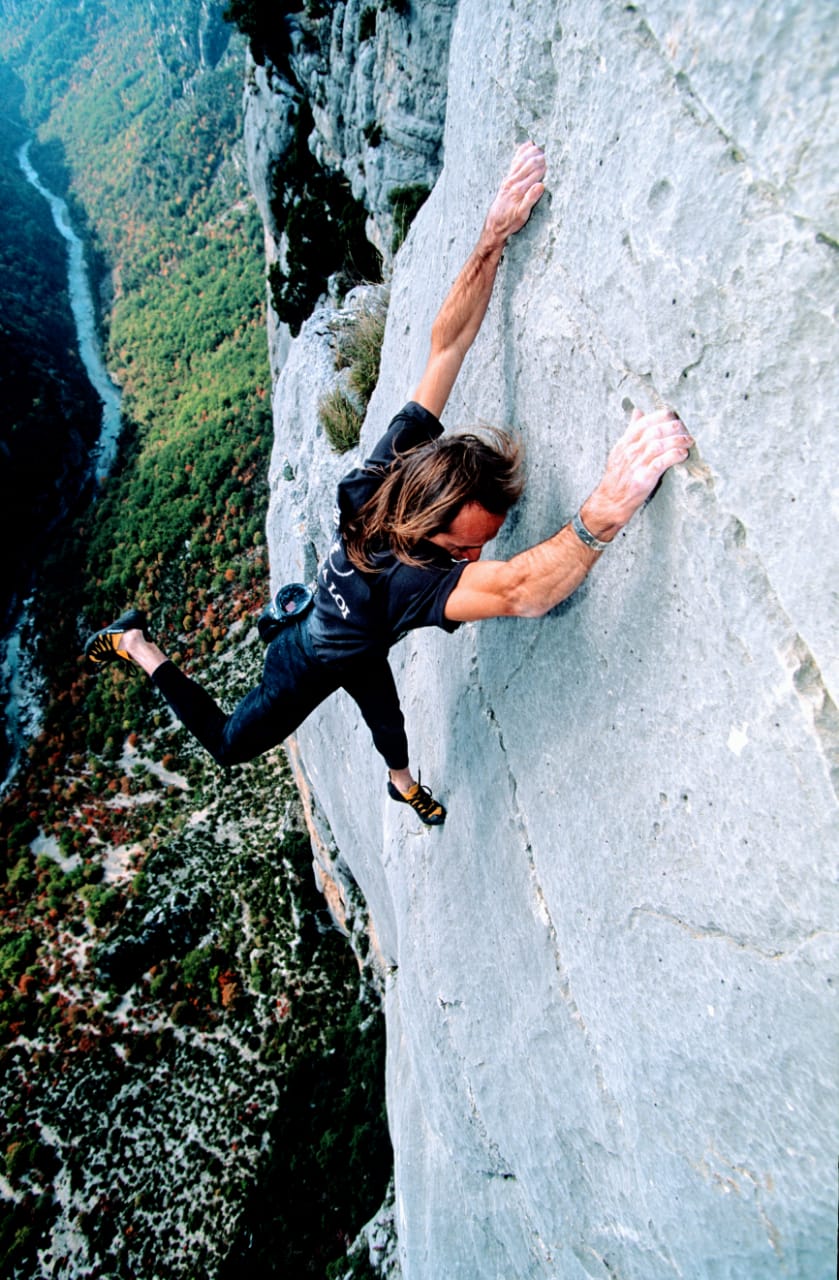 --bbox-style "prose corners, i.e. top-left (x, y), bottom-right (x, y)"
top-left (258, 1), bottom-right (838, 1275)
